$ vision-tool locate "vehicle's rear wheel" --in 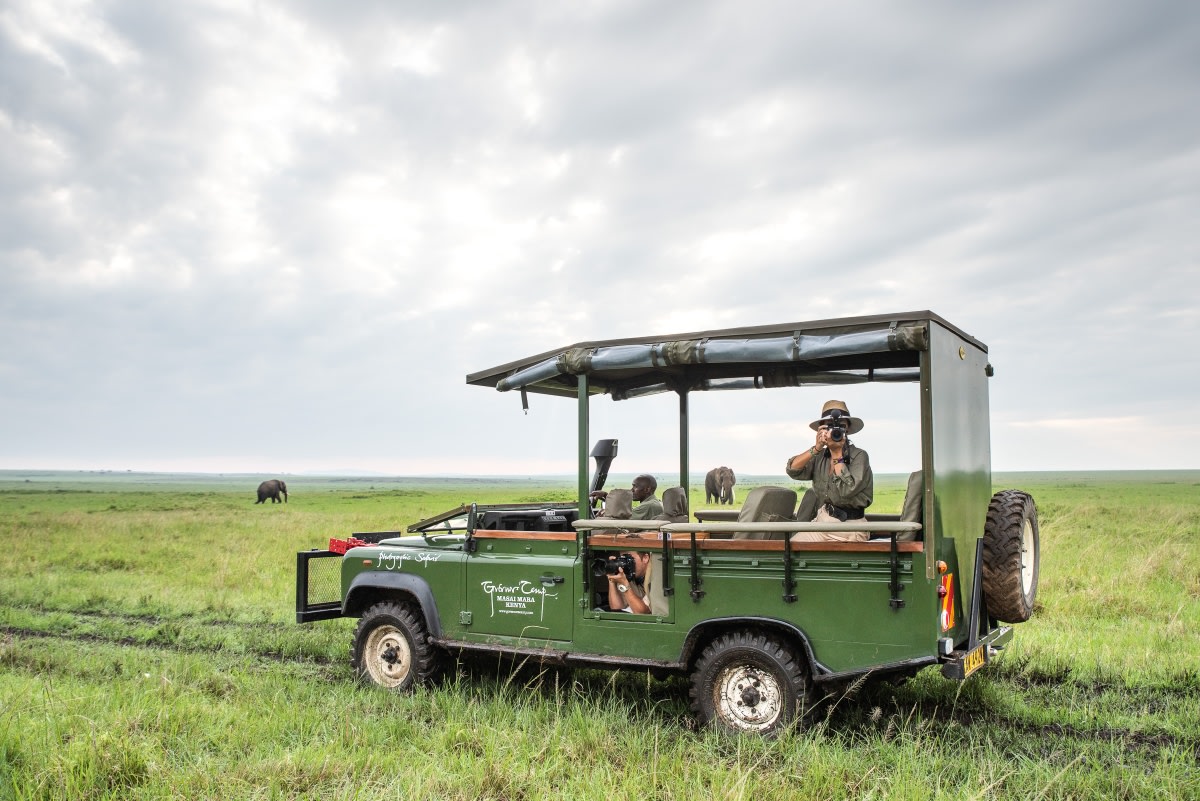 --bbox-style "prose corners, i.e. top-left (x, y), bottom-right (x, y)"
top-left (982, 490), bottom-right (1040, 623)
top-left (351, 601), bottom-right (442, 691)
top-left (690, 631), bottom-right (810, 736)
